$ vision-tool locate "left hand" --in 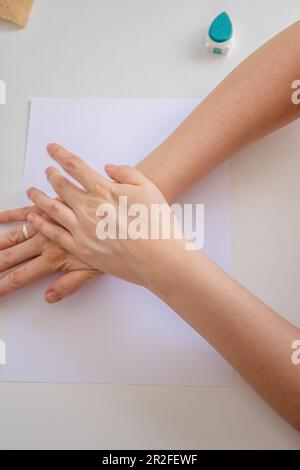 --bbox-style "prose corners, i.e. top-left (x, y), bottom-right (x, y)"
top-left (0, 205), bottom-right (100, 302)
